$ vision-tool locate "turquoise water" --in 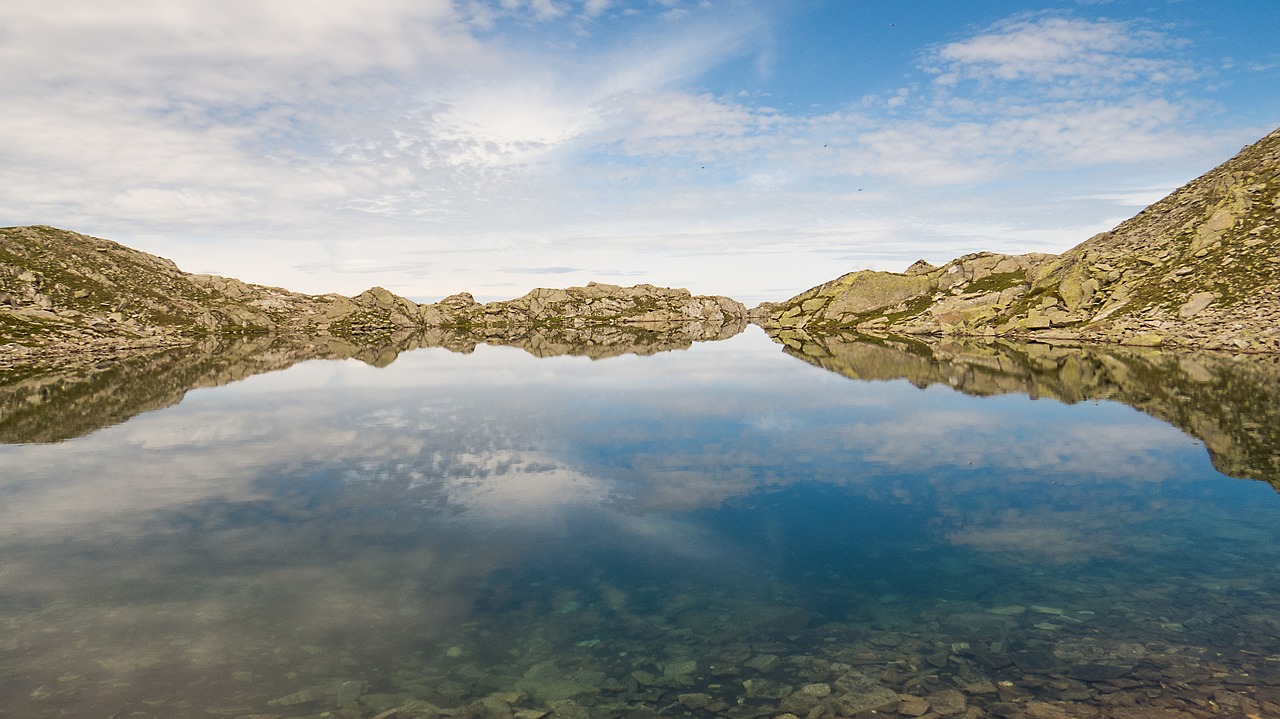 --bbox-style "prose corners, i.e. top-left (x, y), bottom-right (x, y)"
top-left (2, 329), bottom-right (1279, 718)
